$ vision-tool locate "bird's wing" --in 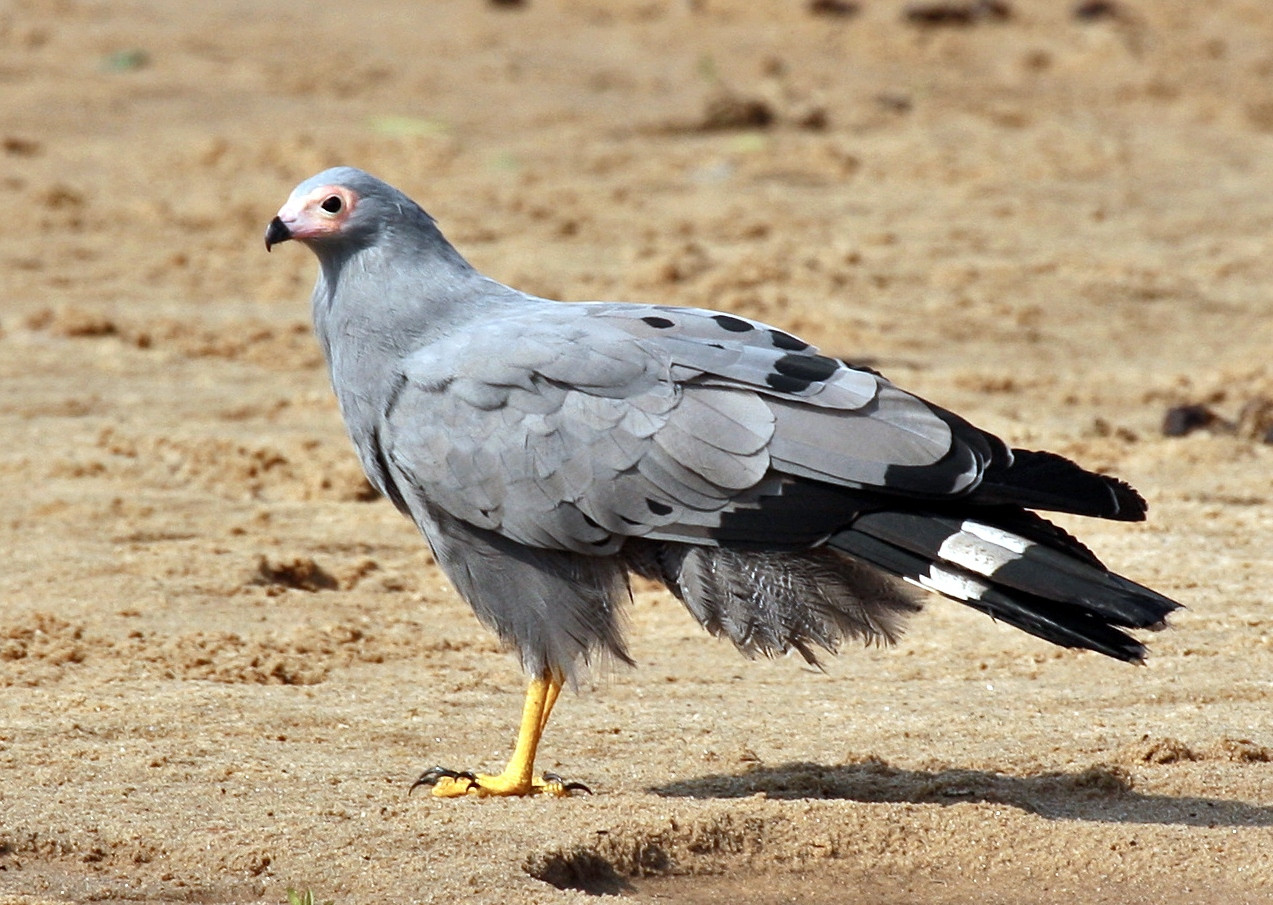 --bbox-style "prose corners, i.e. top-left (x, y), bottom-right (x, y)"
top-left (590, 304), bottom-right (1002, 494)
top-left (378, 303), bottom-right (1001, 554)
